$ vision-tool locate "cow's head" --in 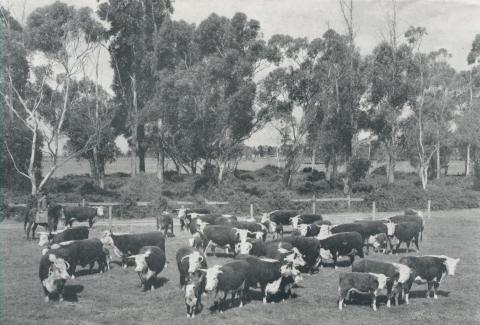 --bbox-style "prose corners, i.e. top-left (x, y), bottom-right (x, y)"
top-left (298, 224), bottom-right (310, 236)
top-left (386, 222), bottom-right (396, 236)
top-left (316, 225), bottom-right (332, 240)
top-left (260, 213), bottom-right (270, 224)
top-left (248, 231), bottom-right (264, 240)
top-left (265, 220), bottom-right (277, 234)
top-left (283, 247), bottom-right (306, 268)
top-left (290, 215), bottom-right (300, 229)
top-left (196, 220), bottom-right (208, 234)
top-left (370, 273), bottom-right (389, 291)
top-left (391, 262), bottom-right (413, 284)
top-left (235, 241), bottom-right (253, 255)
top-left (96, 206), bottom-right (104, 217)
top-left (48, 254), bottom-right (70, 280)
top-left (131, 250), bottom-right (151, 273)
top-left (38, 232), bottom-right (52, 247)
top-left (319, 247), bottom-right (334, 260)
top-left (201, 265), bottom-right (222, 292)
top-left (101, 230), bottom-right (114, 246)
top-left (185, 271), bottom-right (205, 311)
top-left (233, 228), bottom-right (249, 243)
top-left (443, 256), bottom-right (460, 276)
top-left (182, 251), bottom-right (204, 273)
